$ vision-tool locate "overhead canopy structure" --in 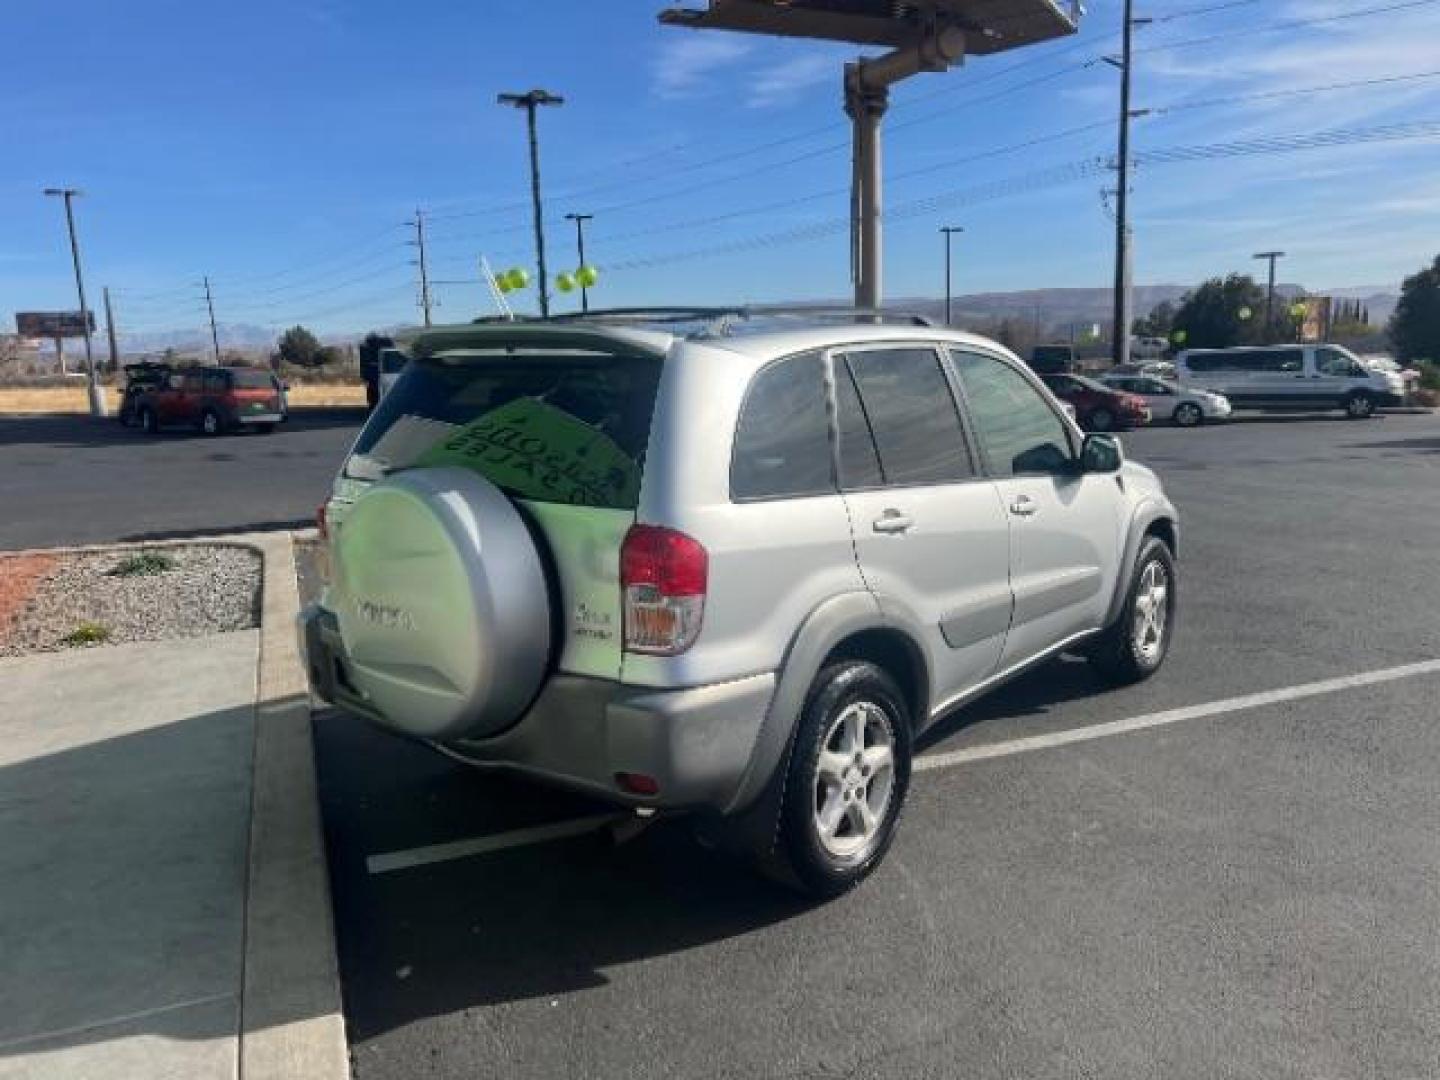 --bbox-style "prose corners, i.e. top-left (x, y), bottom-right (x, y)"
top-left (659, 1), bottom-right (1082, 311)
top-left (659, 0), bottom-right (1080, 55)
